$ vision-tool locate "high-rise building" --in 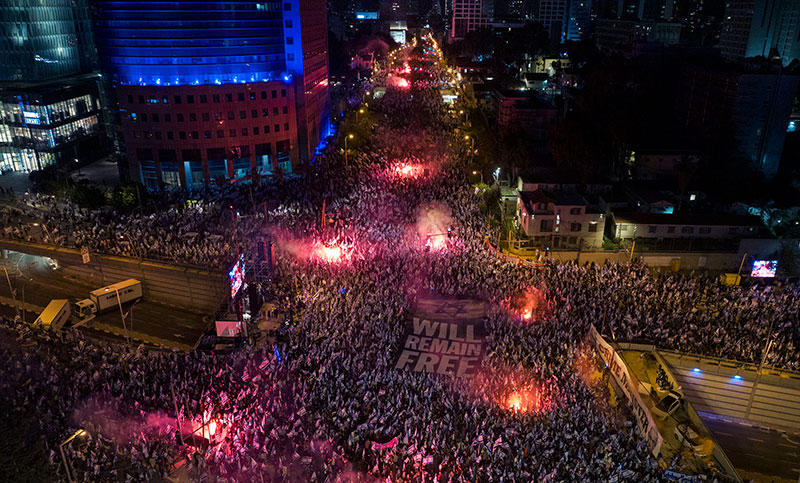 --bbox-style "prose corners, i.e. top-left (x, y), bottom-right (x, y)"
top-left (0, 0), bottom-right (106, 173)
top-left (538, 0), bottom-right (568, 44)
top-left (0, 0), bottom-right (96, 82)
top-left (613, 0), bottom-right (672, 20)
top-left (719, 0), bottom-right (800, 66)
top-left (677, 60), bottom-right (800, 179)
top-left (92, 0), bottom-right (330, 189)
top-left (450, 0), bottom-right (490, 40)
top-left (565, 0), bottom-right (592, 41)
